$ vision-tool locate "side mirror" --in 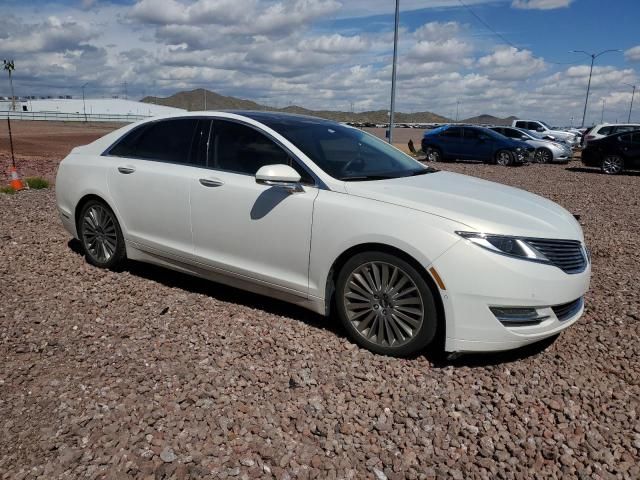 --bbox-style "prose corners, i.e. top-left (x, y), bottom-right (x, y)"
top-left (521, 135), bottom-right (529, 140)
top-left (255, 164), bottom-right (303, 193)
top-left (536, 127), bottom-right (544, 132)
